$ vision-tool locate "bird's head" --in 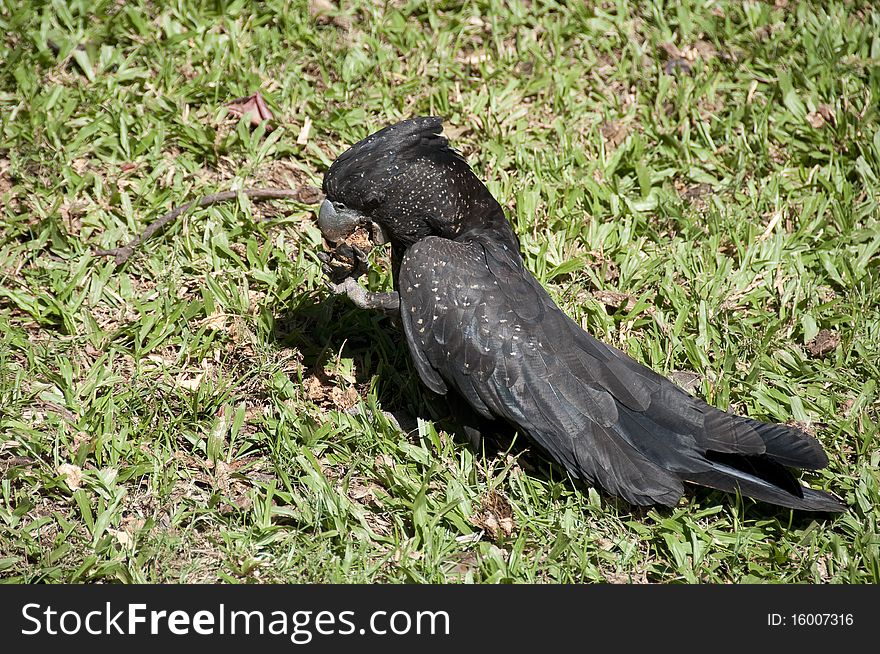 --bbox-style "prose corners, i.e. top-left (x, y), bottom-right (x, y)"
top-left (319, 116), bottom-right (509, 249)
